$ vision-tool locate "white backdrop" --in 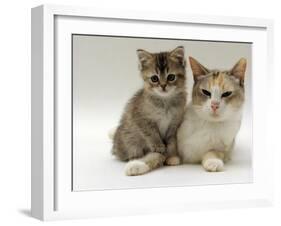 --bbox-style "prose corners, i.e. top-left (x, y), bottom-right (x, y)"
top-left (0, 0), bottom-right (281, 225)
top-left (72, 35), bottom-right (252, 190)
